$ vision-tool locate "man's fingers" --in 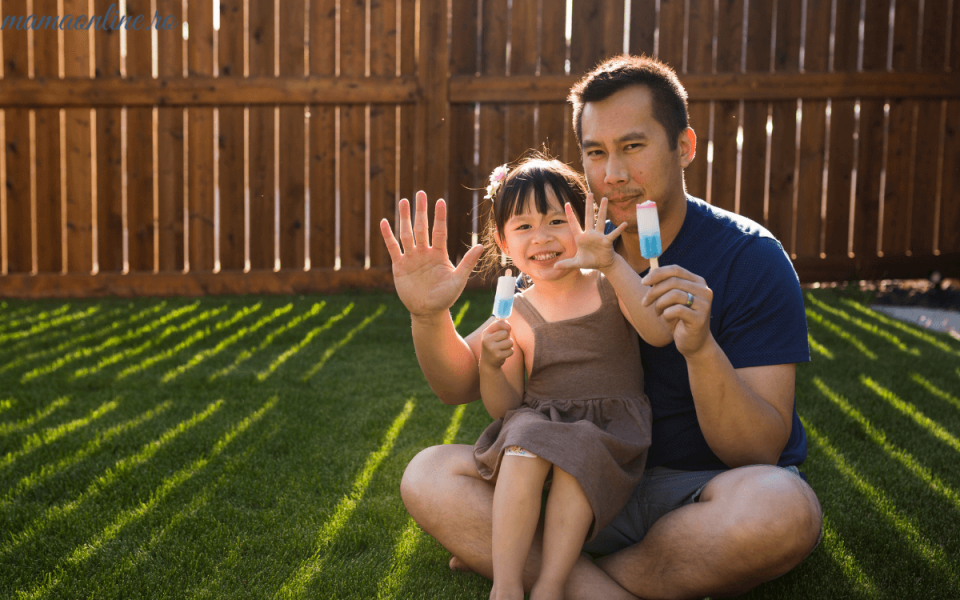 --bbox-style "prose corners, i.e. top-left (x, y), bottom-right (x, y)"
top-left (413, 191), bottom-right (430, 247)
top-left (380, 219), bottom-right (403, 262)
top-left (398, 198), bottom-right (414, 251)
top-left (432, 199), bottom-right (448, 250)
